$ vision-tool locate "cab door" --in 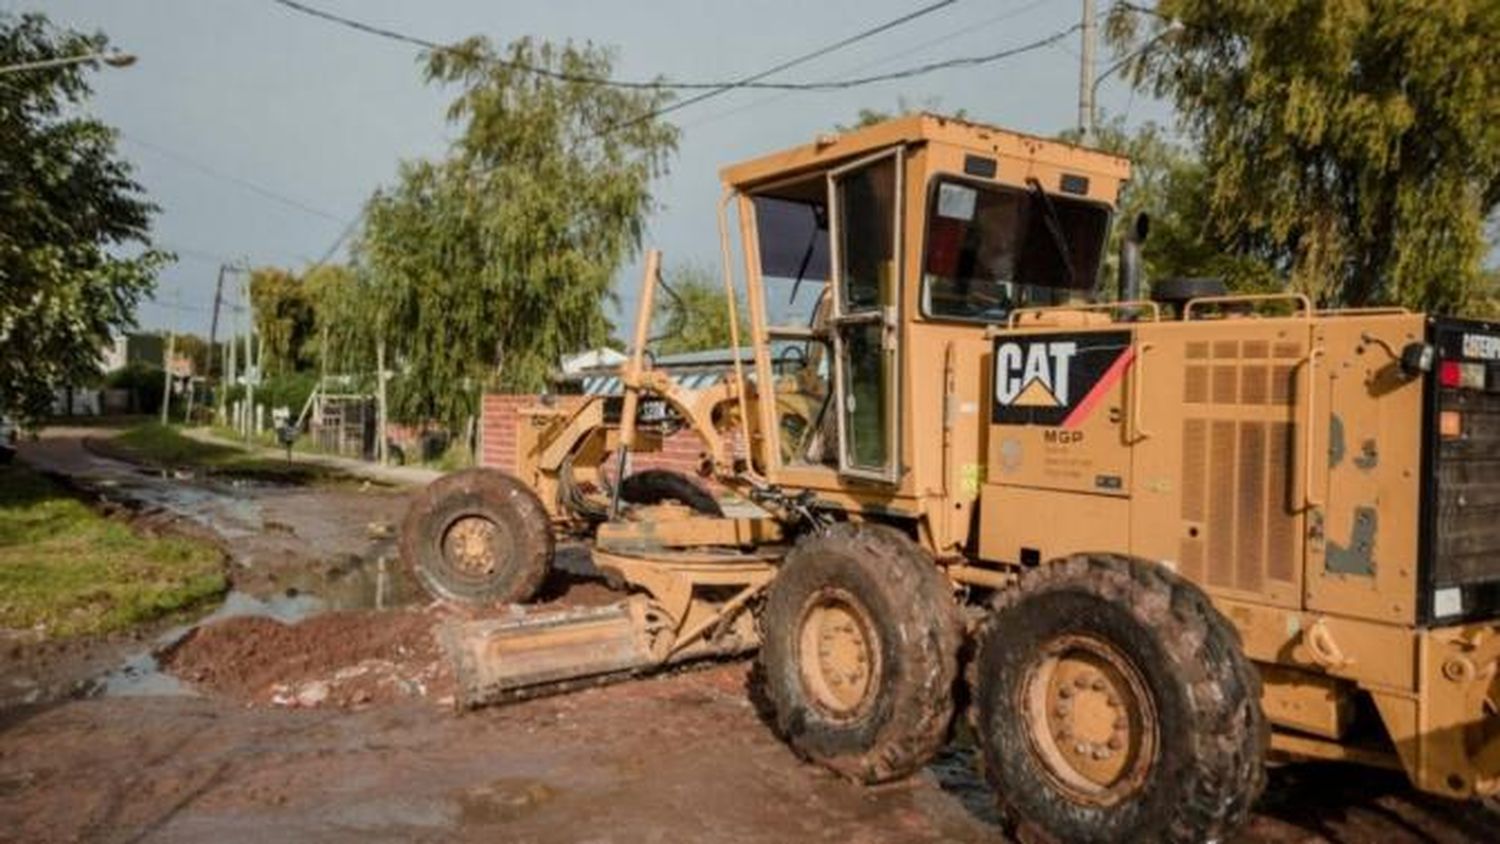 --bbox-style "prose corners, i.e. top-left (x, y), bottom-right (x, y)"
top-left (827, 148), bottom-right (903, 483)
